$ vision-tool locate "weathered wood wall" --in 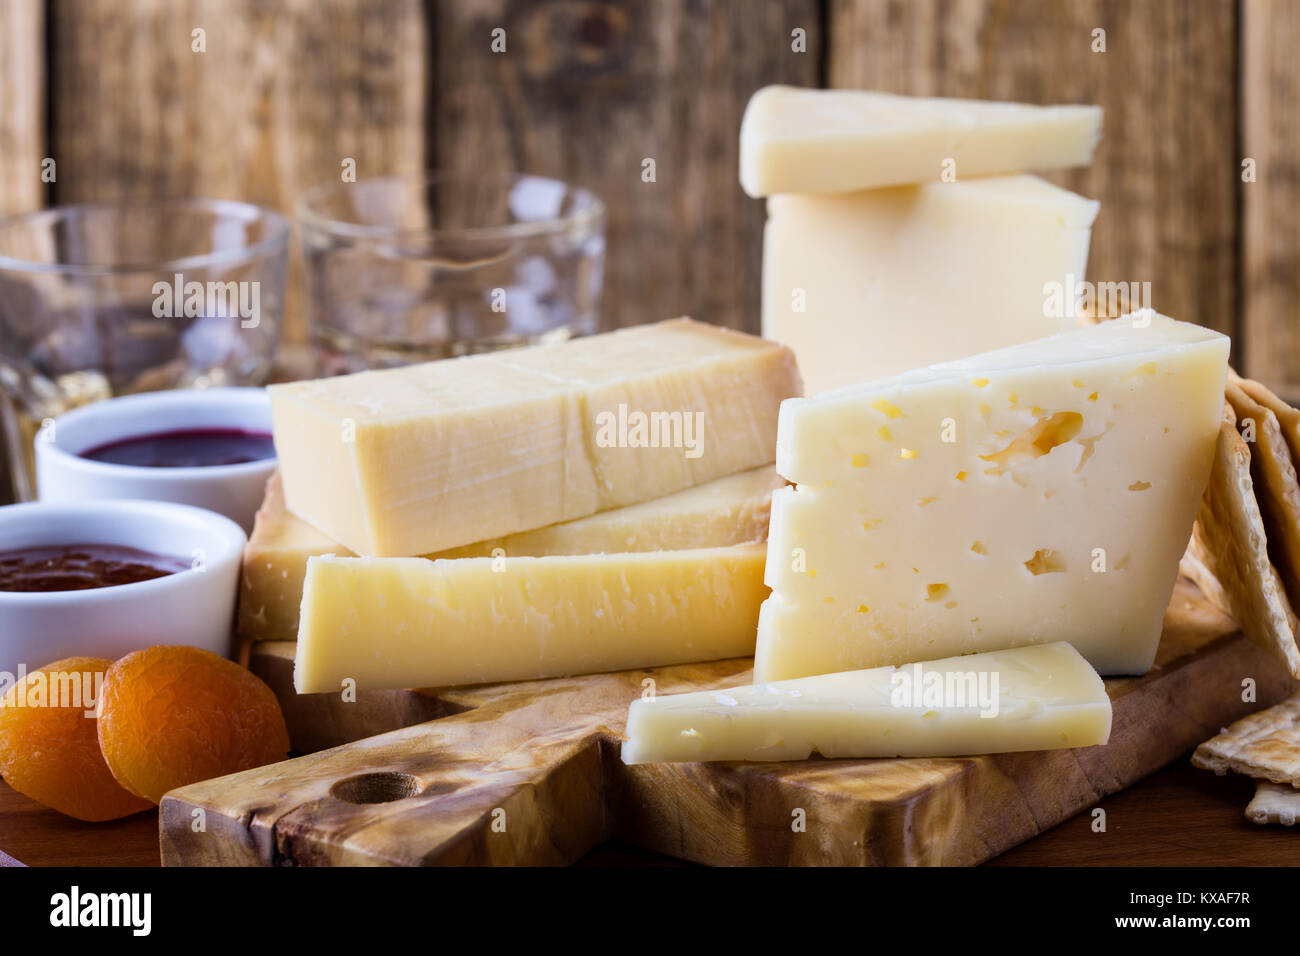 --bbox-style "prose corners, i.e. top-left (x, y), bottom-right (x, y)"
top-left (1, 0), bottom-right (1297, 369)
top-left (0, 0), bottom-right (44, 216)
top-left (830, 0), bottom-right (1241, 348)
